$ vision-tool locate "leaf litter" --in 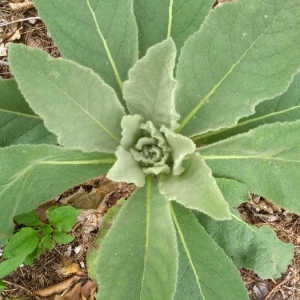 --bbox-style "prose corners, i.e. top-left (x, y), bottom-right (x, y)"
top-left (1, 0), bottom-right (300, 299)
